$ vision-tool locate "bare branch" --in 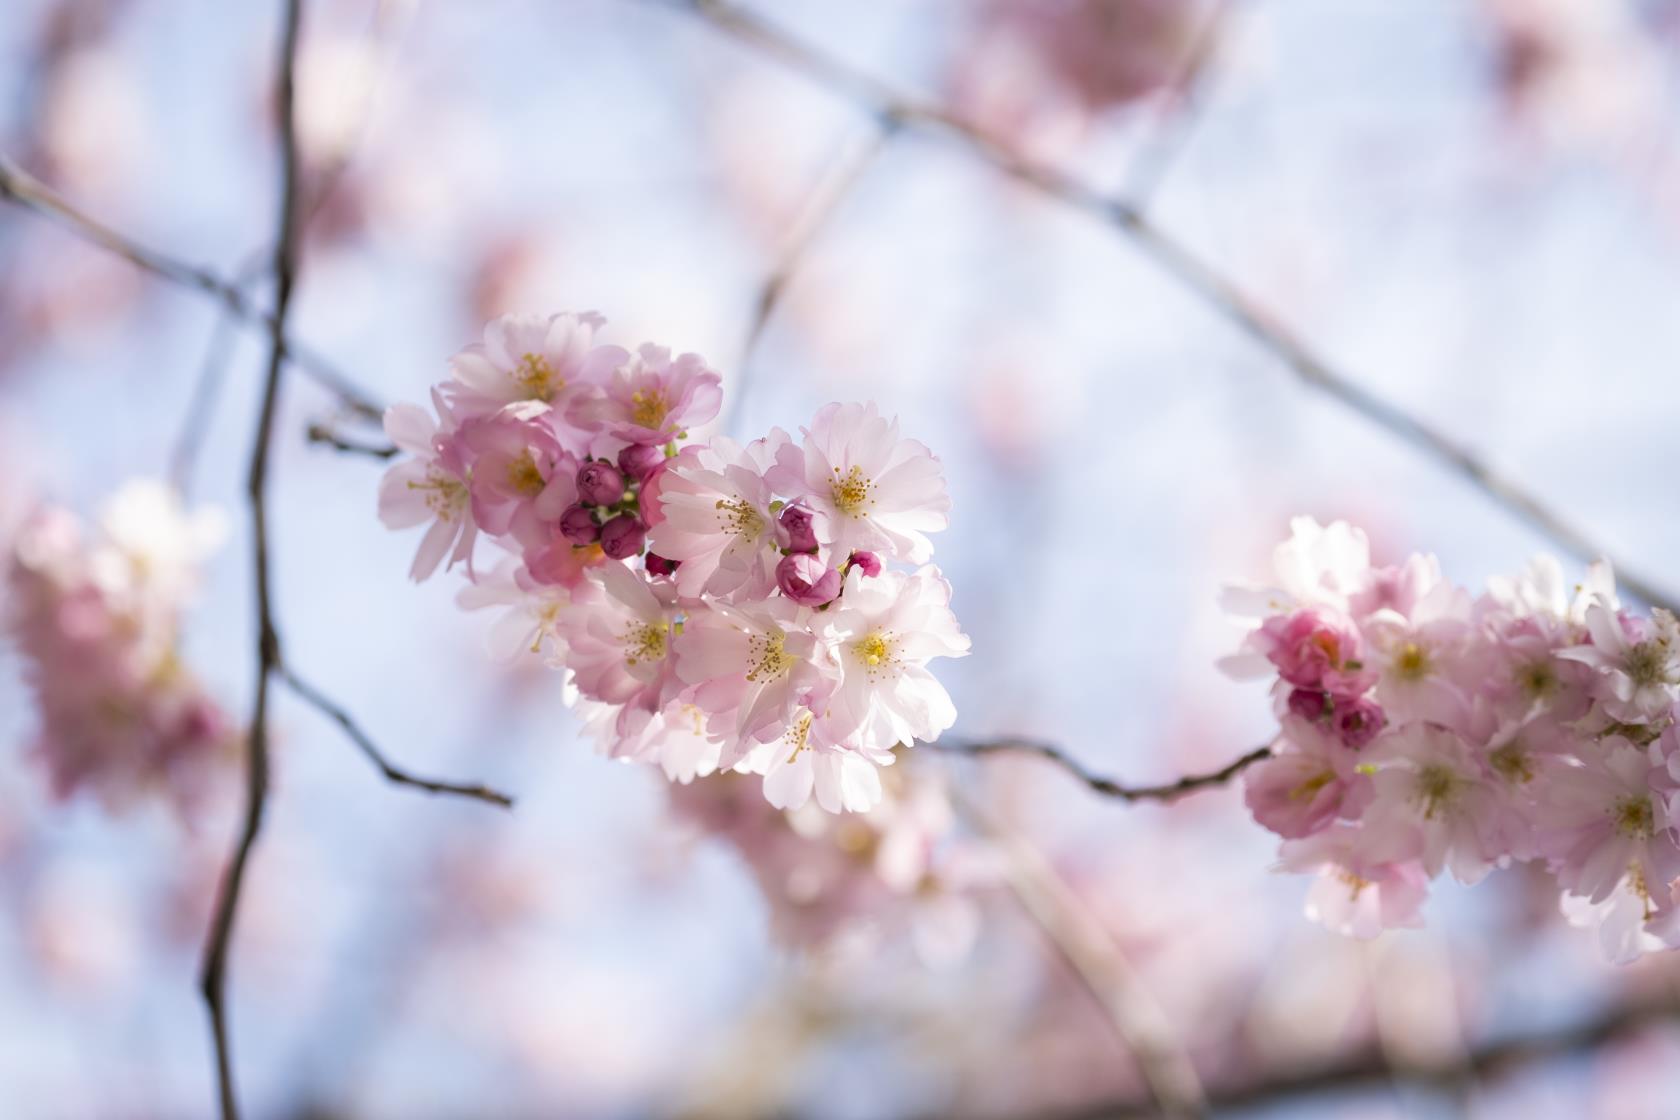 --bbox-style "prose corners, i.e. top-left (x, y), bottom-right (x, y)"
top-left (725, 122), bottom-right (899, 436)
top-left (198, 2), bottom-right (306, 1115)
top-left (932, 738), bottom-right (1272, 803)
top-left (0, 155), bottom-right (384, 421)
top-left (305, 420), bottom-right (399, 460)
top-left (278, 667), bottom-right (514, 808)
top-left (1028, 995), bottom-right (1680, 1119)
top-left (650, 0), bottom-right (1680, 615)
